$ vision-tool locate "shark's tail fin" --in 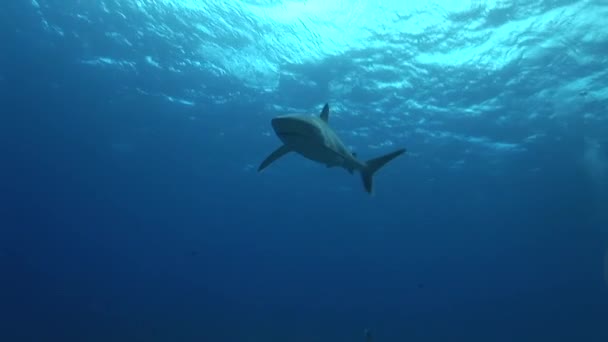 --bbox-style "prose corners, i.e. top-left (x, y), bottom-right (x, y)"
top-left (360, 148), bottom-right (406, 194)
